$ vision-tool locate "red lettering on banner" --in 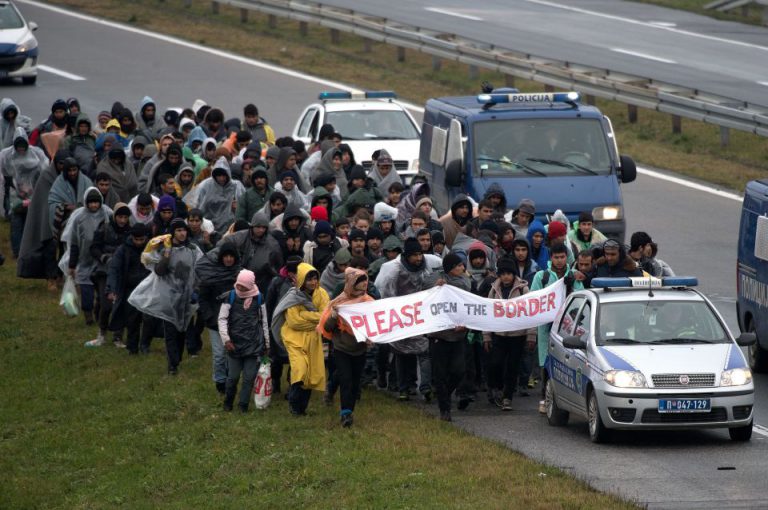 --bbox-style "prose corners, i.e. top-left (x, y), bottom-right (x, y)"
top-left (401, 305), bottom-right (414, 326)
top-left (547, 292), bottom-right (555, 310)
top-left (516, 300), bottom-right (528, 317)
top-left (494, 302), bottom-right (504, 318)
top-left (413, 302), bottom-right (425, 324)
top-left (505, 303), bottom-right (517, 318)
top-left (389, 308), bottom-right (404, 331)
top-left (364, 315), bottom-right (378, 338)
top-left (539, 296), bottom-right (547, 313)
top-left (351, 316), bottom-right (365, 329)
top-left (529, 296), bottom-right (540, 315)
top-left (374, 310), bottom-right (388, 334)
